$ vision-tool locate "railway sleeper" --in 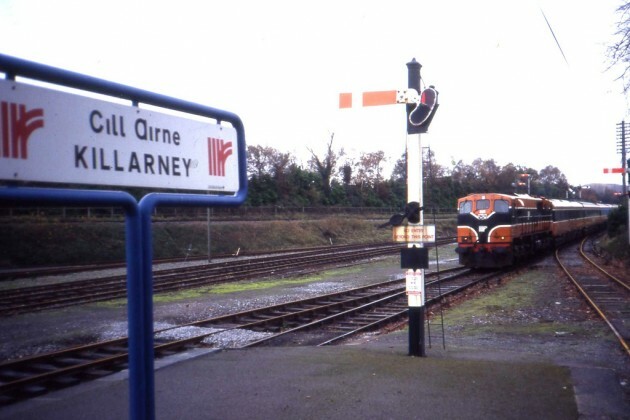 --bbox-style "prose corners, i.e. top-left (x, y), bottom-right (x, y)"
top-left (75, 351), bottom-right (117, 360)
top-left (319, 298), bottom-right (345, 303)
top-left (282, 307), bottom-right (307, 313)
top-left (0, 369), bottom-right (31, 379)
top-left (259, 325), bottom-right (282, 333)
top-left (24, 363), bottom-right (58, 373)
top-left (589, 298), bottom-right (621, 306)
top-left (268, 310), bottom-right (293, 316)
top-left (249, 314), bottom-right (280, 320)
top-left (208, 322), bottom-right (239, 329)
top-left (51, 357), bottom-right (87, 366)
top-left (51, 375), bottom-right (81, 387)
top-left (301, 304), bottom-right (326, 309)
top-left (238, 317), bottom-right (265, 324)
top-left (249, 325), bottom-right (276, 333)
top-left (325, 308), bottom-right (344, 314)
top-left (81, 368), bottom-right (116, 378)
top-left (334, 324), bottom-right (364, 331)
top-left (356, 313), bottom-right (388, 319)
top-left (99, 345), bottom-right (129, 354)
